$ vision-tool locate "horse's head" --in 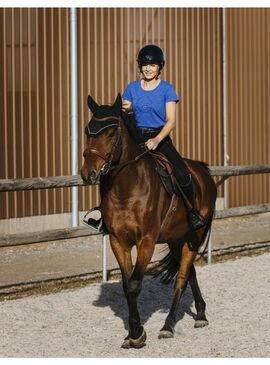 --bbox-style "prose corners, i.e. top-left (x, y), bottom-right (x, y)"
top-left (80, 94), bottom-right (122, 184)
